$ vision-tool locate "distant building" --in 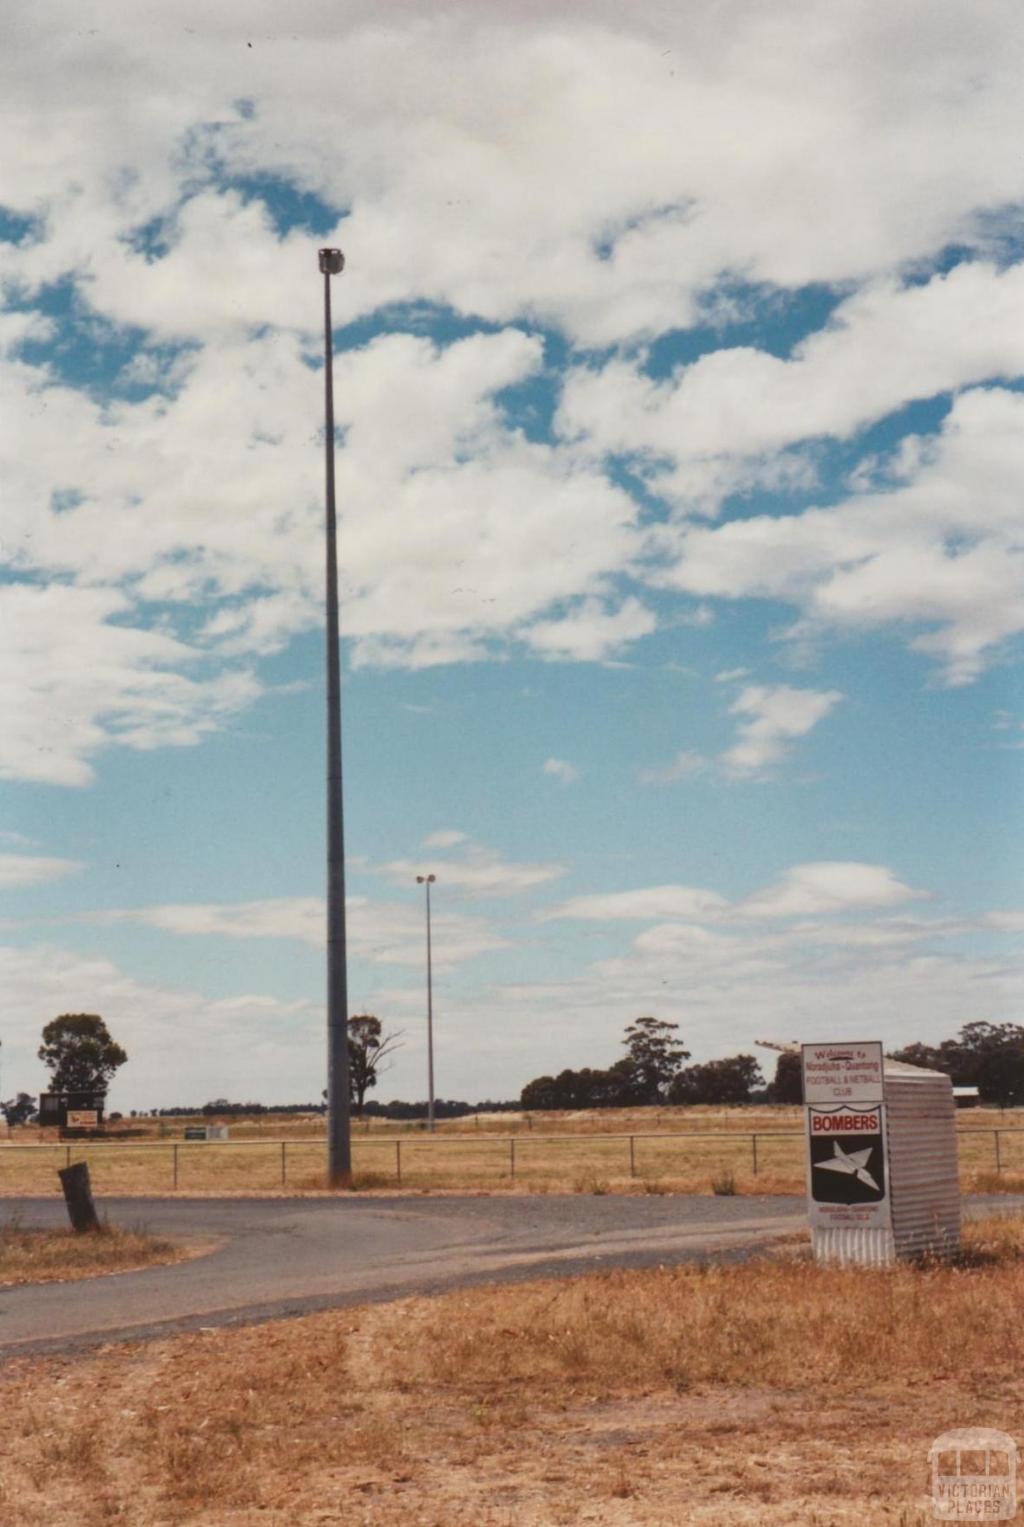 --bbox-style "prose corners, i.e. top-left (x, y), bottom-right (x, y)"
top-left (952, 1086), bottom-right (981, 1108)
top-left (38, 1091), bottom-right (106, 1127)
